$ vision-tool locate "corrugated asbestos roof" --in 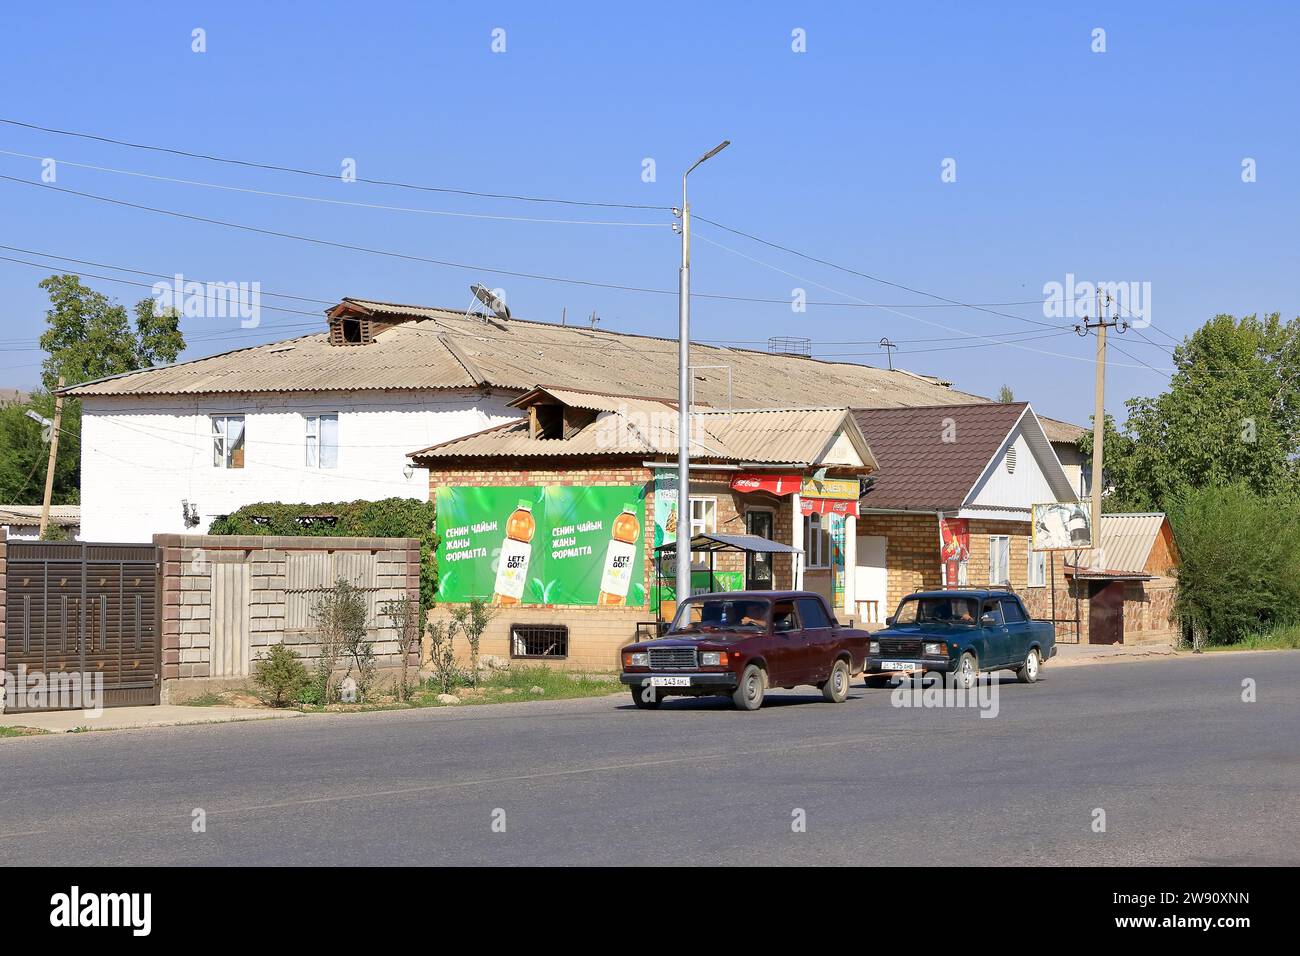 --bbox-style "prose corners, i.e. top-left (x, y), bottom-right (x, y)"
top-left (854, 403), bottom-right (1032, 511)
top-left (1070, 513), bottom-right (1170, 577)
top-left (411, 404), bottom-right (877, 469)
top-left (0, 504), bottom-right (81, 527)
top-left (60, 297), bottom-right (1086, 442)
